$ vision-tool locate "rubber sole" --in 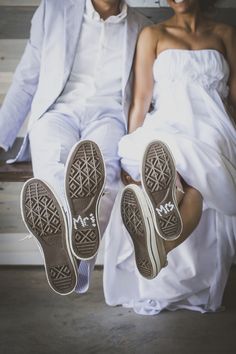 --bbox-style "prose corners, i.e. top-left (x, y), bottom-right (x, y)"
top-left (21, 178), bottom-right (77, 295)
top-left (121, 184), bottom-right (166, 280)
top-left (65, 140), bottom-right (105, 261)
top-left (141, 140), bottom-right (183, 241)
